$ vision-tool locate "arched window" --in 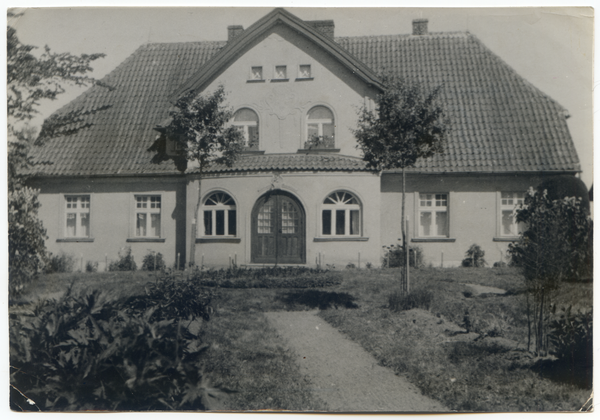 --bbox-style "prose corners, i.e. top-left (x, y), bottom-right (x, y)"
top-left (306, 106), bottom-right (335, 149)
top-left (203, 192), bottom-right (236, 236)
top-left (232, 108), bottom-right (259, 150)
top-left (322, 191), bottom-right (360, 236)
